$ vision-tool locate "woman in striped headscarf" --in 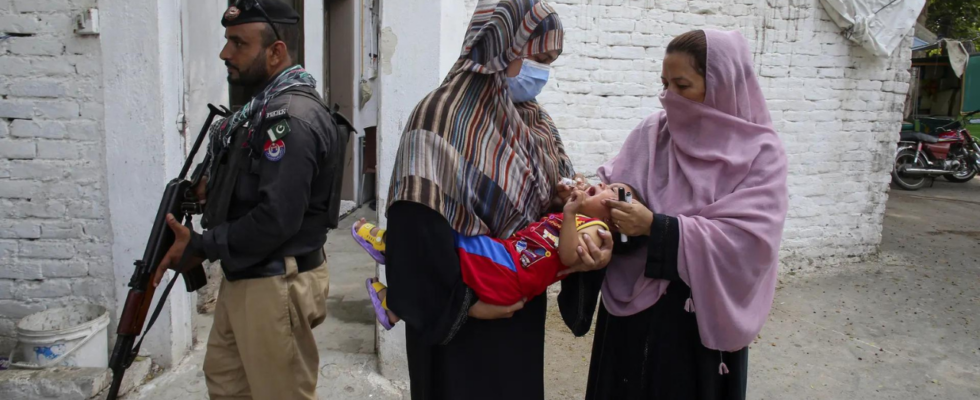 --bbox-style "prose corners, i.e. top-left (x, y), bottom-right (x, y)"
top-left (381, 1), bottom-right (613, 398)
